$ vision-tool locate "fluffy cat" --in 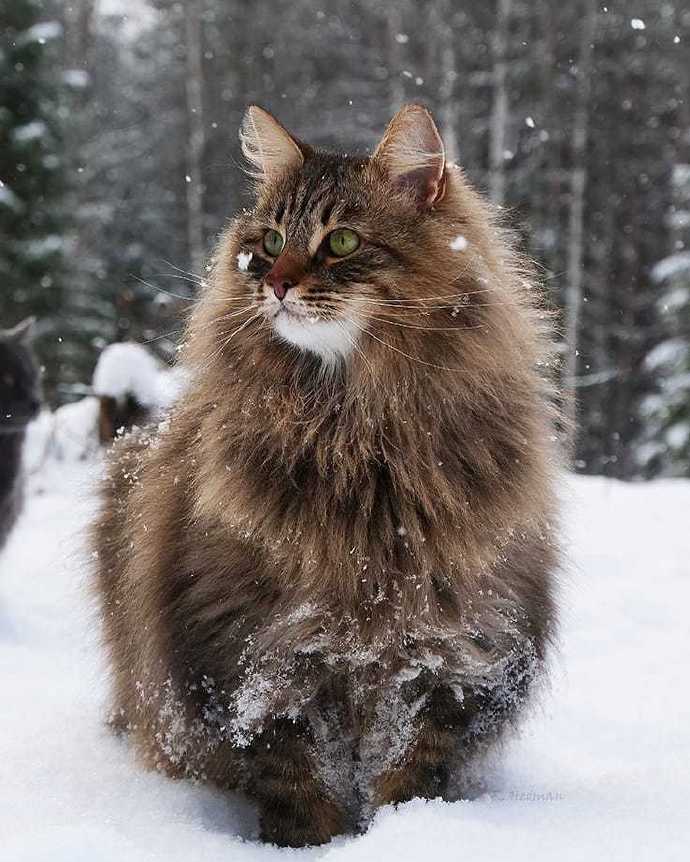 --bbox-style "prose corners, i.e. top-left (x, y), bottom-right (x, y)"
top-left (93, 105), bottom-right (560, 847)
top-left (0, 318), bottom-right (41, 552)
